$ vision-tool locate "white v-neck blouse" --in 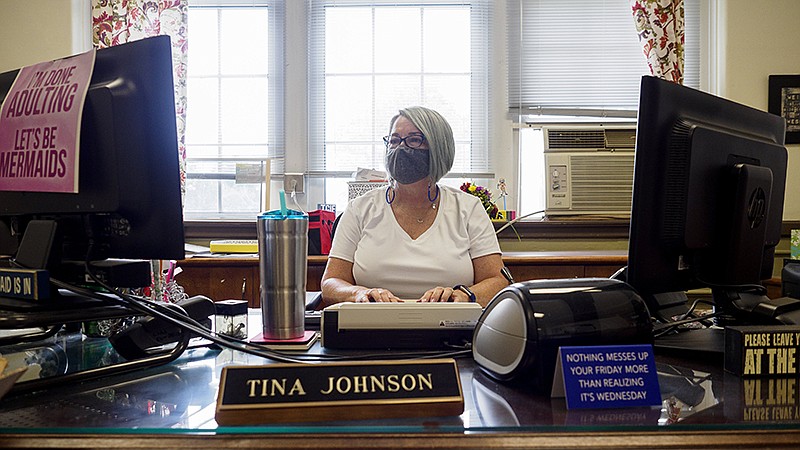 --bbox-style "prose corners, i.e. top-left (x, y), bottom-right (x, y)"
top-left (329, 184), bottom-right (501, 299)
